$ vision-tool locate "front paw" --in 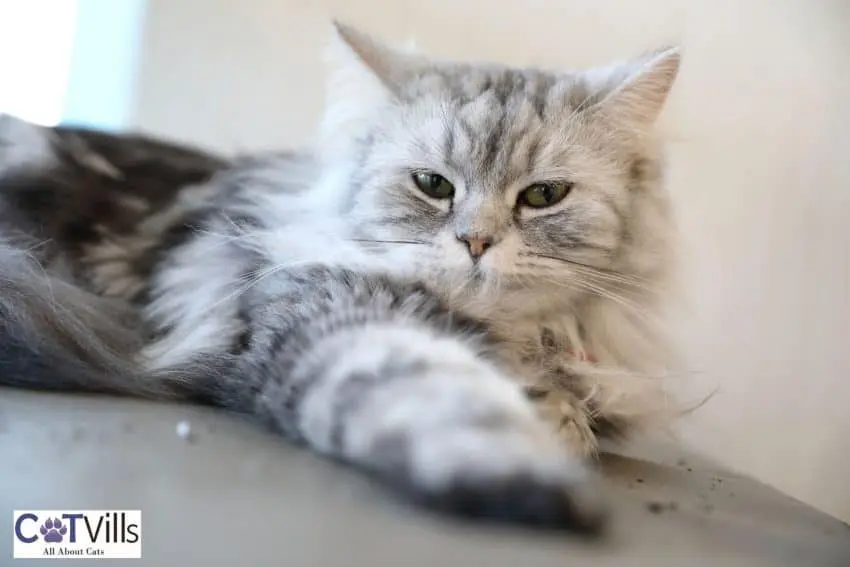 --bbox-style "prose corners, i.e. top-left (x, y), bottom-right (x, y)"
top-left (527, 386), bottom-right (598, 458)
